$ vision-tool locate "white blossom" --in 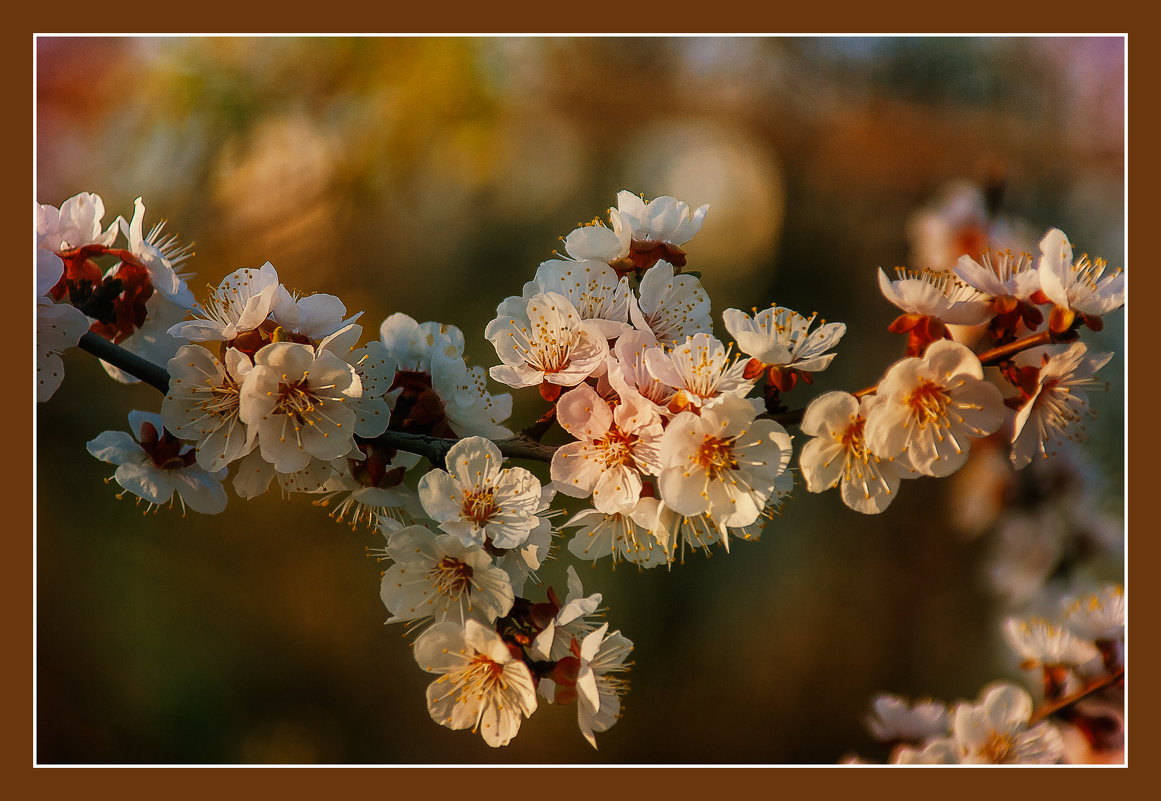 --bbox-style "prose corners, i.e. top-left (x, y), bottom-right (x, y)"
top-left (412, 620), bottom-right (537, 748)
top-left (86, 410), bottom-right (227, 515)
top-left (952, 682), bottom-right (1065, 764)
top-left (485, 291), bottom-right (609, 390)
top-left (644, 332), bottom-right (755, 413)
top-left (1037, 228), bottom-right (1125, 319)
top-left (379, 525), bottom-right (515, 627)
top-left (866, 694), bottom-right (952, 742)
top-left (1002, 617), bottom-right (1100, 669)
top-left (864, 340), bottom-right (1005, 478)
top-left (722, 305), bottom-right (846, 373)
top-left (551, 383), bottom-right (664, 514)
top-left (799, 391), bottom-right (910, 514)
top-left (657, 396), bottom-right (793, 548)
top-left (629, 261), bottom-right (712, 346)
top-left (418, 437), bottom-right (545, 550)
top-left (1008, 343), bottom-right (1112, 469)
